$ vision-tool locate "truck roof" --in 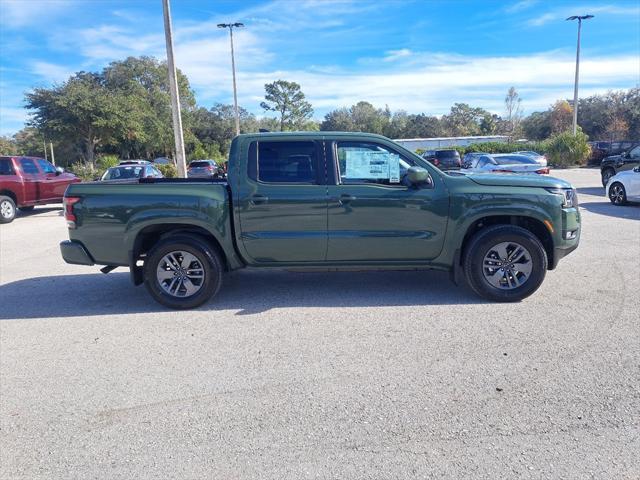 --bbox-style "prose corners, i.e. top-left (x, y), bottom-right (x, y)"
top-left (236, 131), bottom-right (389, 140)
